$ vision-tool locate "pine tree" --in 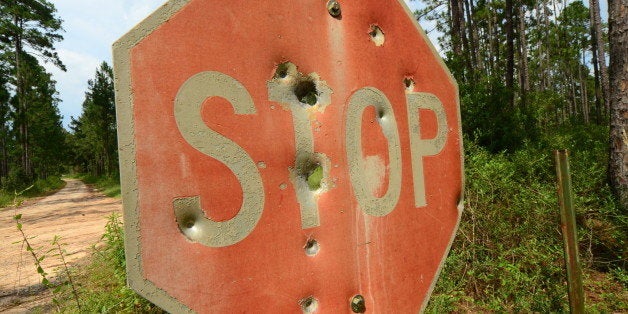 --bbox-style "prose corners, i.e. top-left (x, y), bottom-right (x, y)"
top-left (608, 0), bottom-right (627, 210)
top-left (0, 0), bottom-right (65, 179)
